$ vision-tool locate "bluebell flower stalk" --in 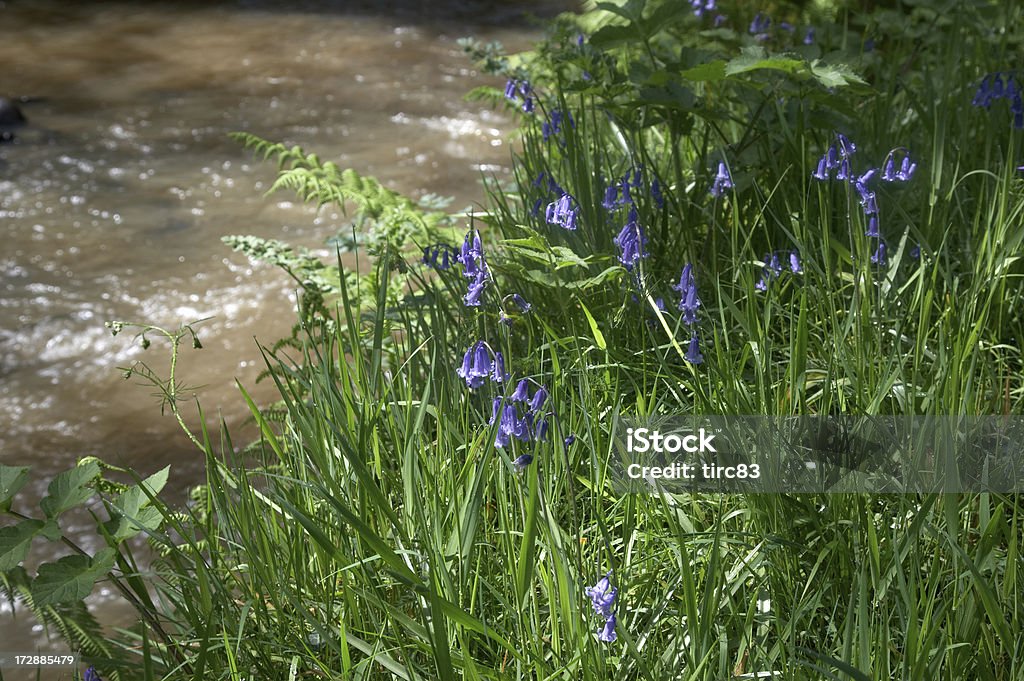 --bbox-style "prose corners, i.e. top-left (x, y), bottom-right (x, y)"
top-left (613, 207), bottom-right (649, 271)
top-left (710, 161), bottom-right (733, 197)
